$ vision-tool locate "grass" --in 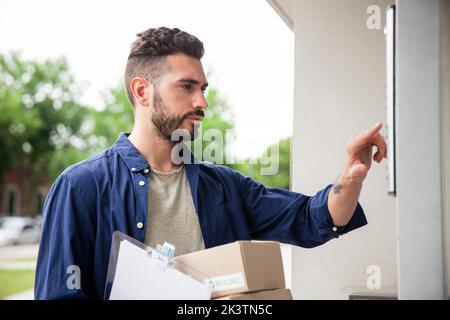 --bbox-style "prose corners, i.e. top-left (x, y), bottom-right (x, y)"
top-left (0, 268), bottom-right (35, 299)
